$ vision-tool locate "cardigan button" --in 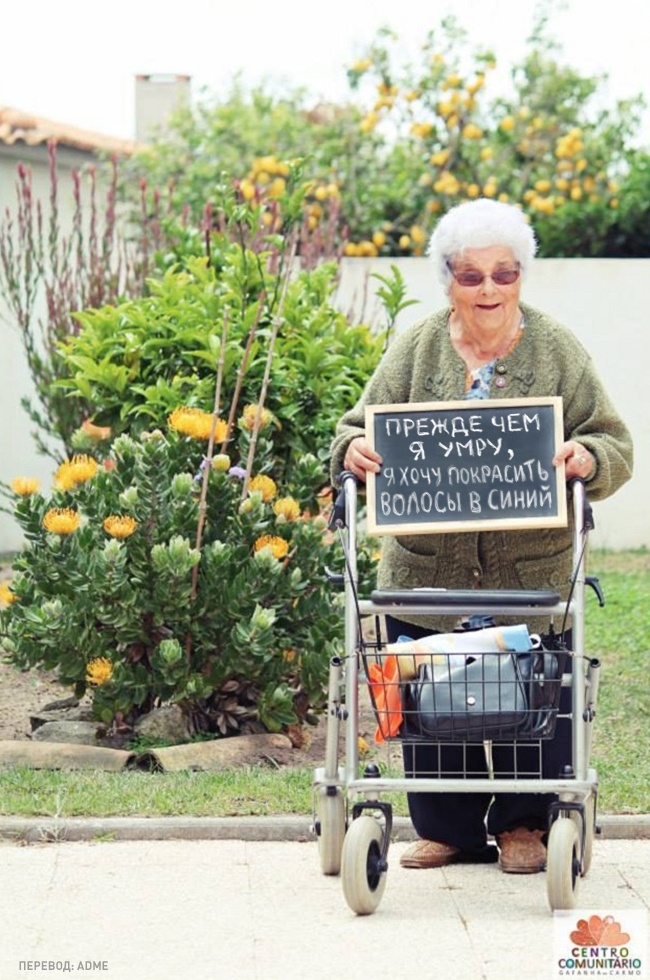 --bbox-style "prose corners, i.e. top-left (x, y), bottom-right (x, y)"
top-left (495, 363), bottom-right (507, 374)
top-left (495, 376), bottom-right (507, 388)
